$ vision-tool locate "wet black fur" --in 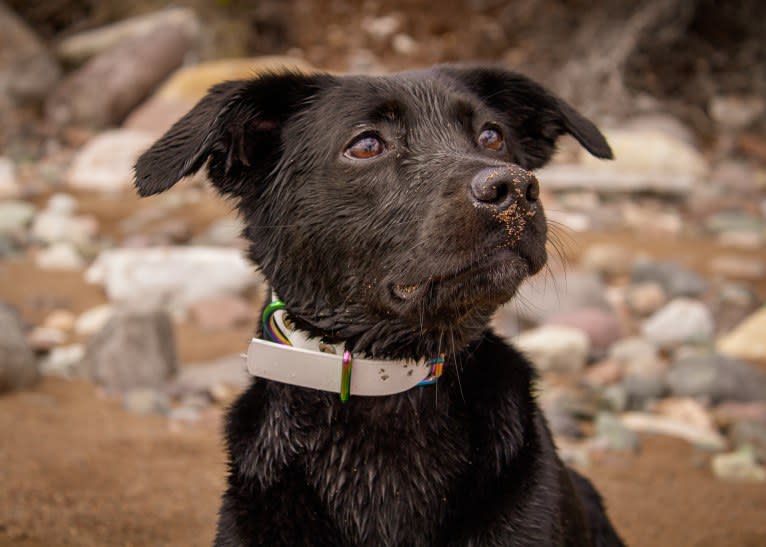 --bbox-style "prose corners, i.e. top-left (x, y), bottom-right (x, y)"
top-left (135, 65), bottom-right (625, 546)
